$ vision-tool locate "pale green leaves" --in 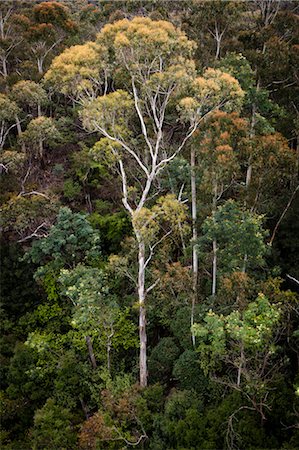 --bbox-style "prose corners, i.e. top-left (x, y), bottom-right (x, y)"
top-left (132, 194), bottom-right (189, 243)
top-left (80, 90), bottom-right (134, 139)
top-left (193, 294), bottom-right (281, 374)
top-left (59, 264), bottom-right (138, 350)
top-left (21, 116), bottom-right (61, 151)
top-left (59, 264), bottom-right (111, 331)
top-left (0, 94), bottom-right (20, 123)
top-left (11, 80), bottom-right (48, 109)
top-left (200, 200), bottom-right (267, 274)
